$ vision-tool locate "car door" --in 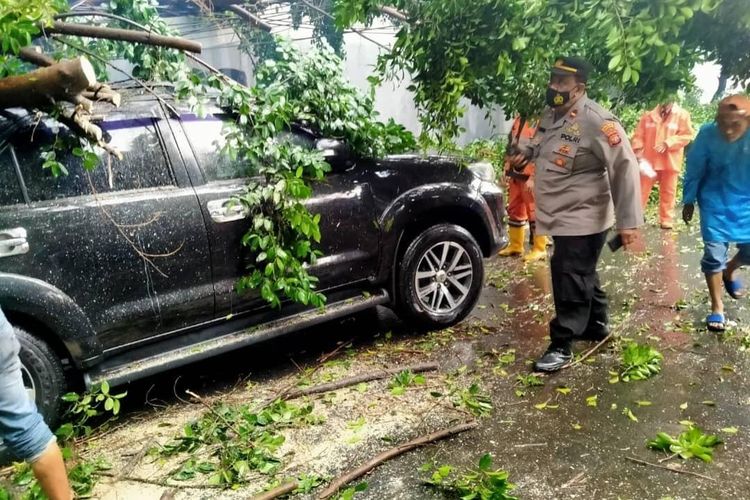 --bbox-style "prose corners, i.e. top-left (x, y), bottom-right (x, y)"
top-left (0, 107), bottom-right (215, 352)
top-left (170, 113), bottom-right (381, 317)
